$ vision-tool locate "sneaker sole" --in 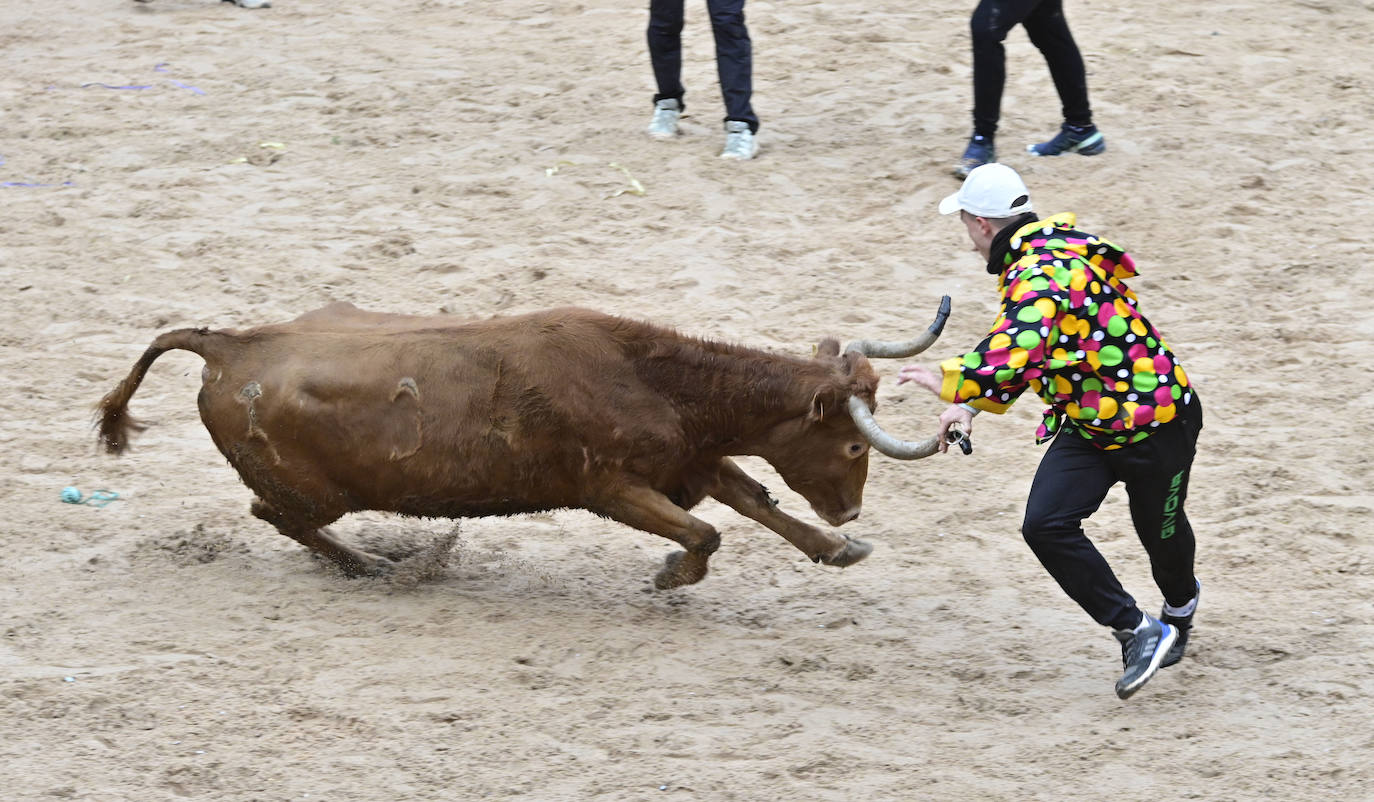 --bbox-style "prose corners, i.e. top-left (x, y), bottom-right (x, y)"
top-left (954, 161), bottom-right (993, 178)
top-left (719, 146), bottom-right (759, 160)
top-left (1026, 132), bottom-right (1106, 157)
top-left (1115, 623), bottom-right (1177, 700)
